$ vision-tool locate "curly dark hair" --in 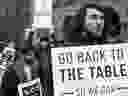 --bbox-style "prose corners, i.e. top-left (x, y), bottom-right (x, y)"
top-left (63, 4), bottom-right (121, 43)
